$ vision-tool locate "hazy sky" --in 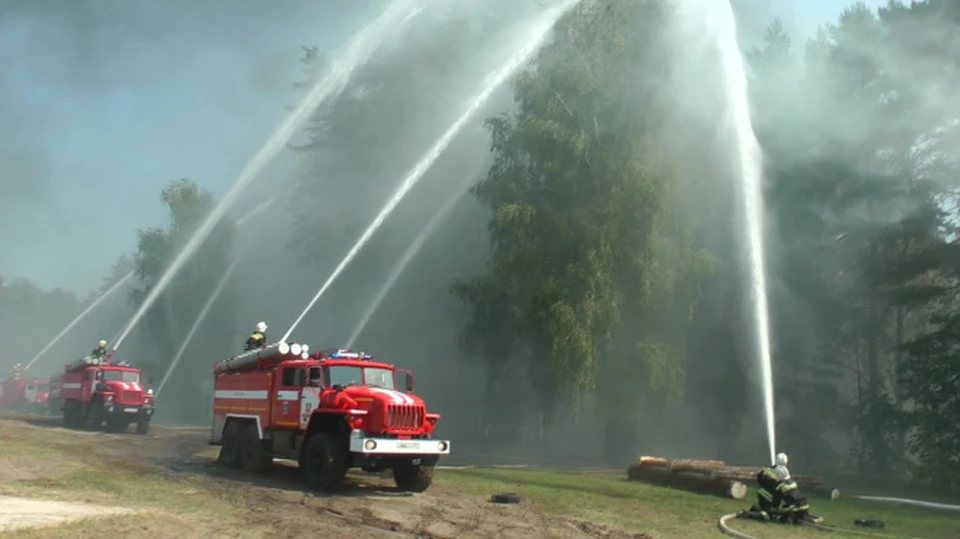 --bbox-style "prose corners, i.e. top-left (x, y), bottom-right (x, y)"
top-left (0, 0), bottom-right (886, 295)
